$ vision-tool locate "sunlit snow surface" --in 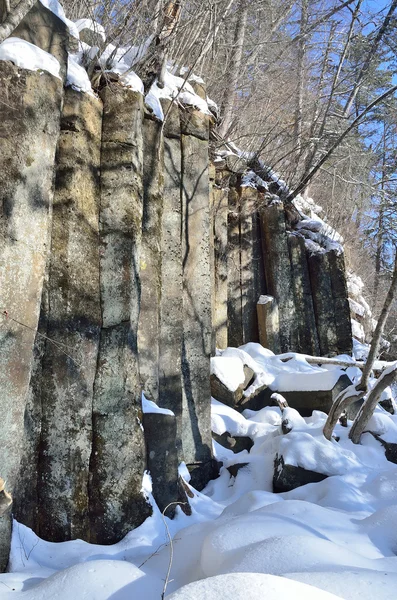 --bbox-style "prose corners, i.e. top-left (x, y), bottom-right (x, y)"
top-left (2, 344), bottom-right (397, 599)
top-left (0, 38), bottom-right (61, 79)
